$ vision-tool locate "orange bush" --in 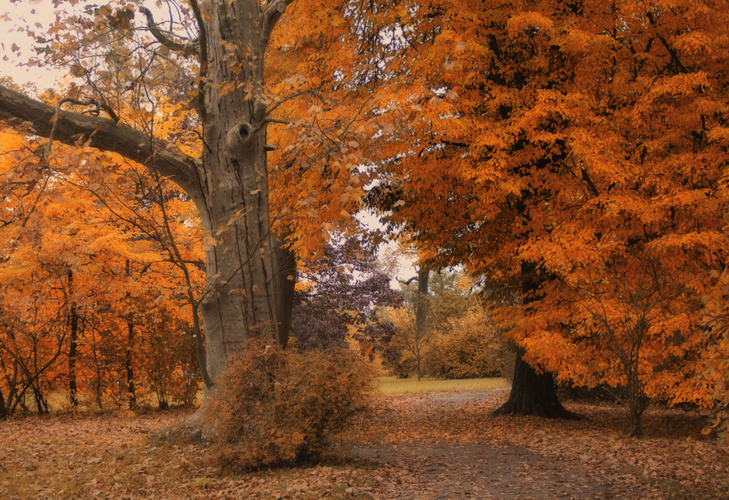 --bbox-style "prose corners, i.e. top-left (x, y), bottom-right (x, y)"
top-left (426, 309), bottom-right (508, 379)
top-left (202, 341), bottom-right (373, 471)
